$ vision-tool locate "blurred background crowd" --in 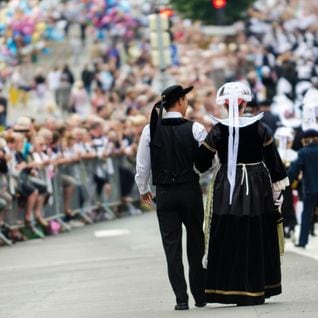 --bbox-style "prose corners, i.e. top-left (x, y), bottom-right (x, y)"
top-left (0, 0), bottom-right (318, 245)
